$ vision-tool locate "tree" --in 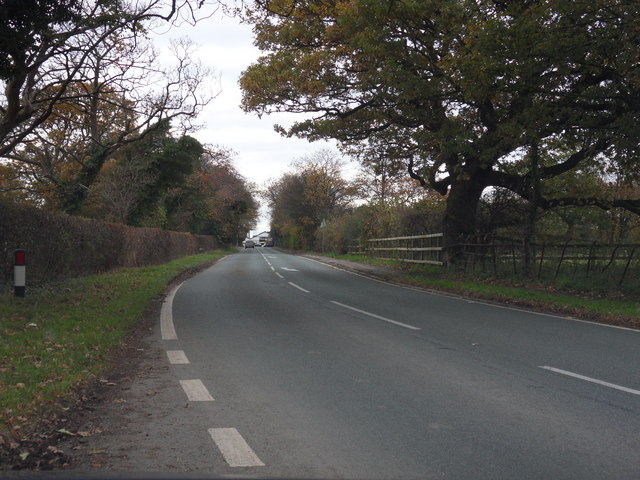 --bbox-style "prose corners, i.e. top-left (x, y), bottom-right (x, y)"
top-left (124, 130), bottom-right (204, 226)
top-left (84, 156), bottom-right (158, 224)
top-left (2, 24), bottom-right (212, 213)
top-left (165, 147), bottom-right (259, 242)
top-left (240, 0), bottom-right (640, 262)
top-left (265, 150), bottom-right (354, 249)
top-left (0, 0), bottom-right (212, 158)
